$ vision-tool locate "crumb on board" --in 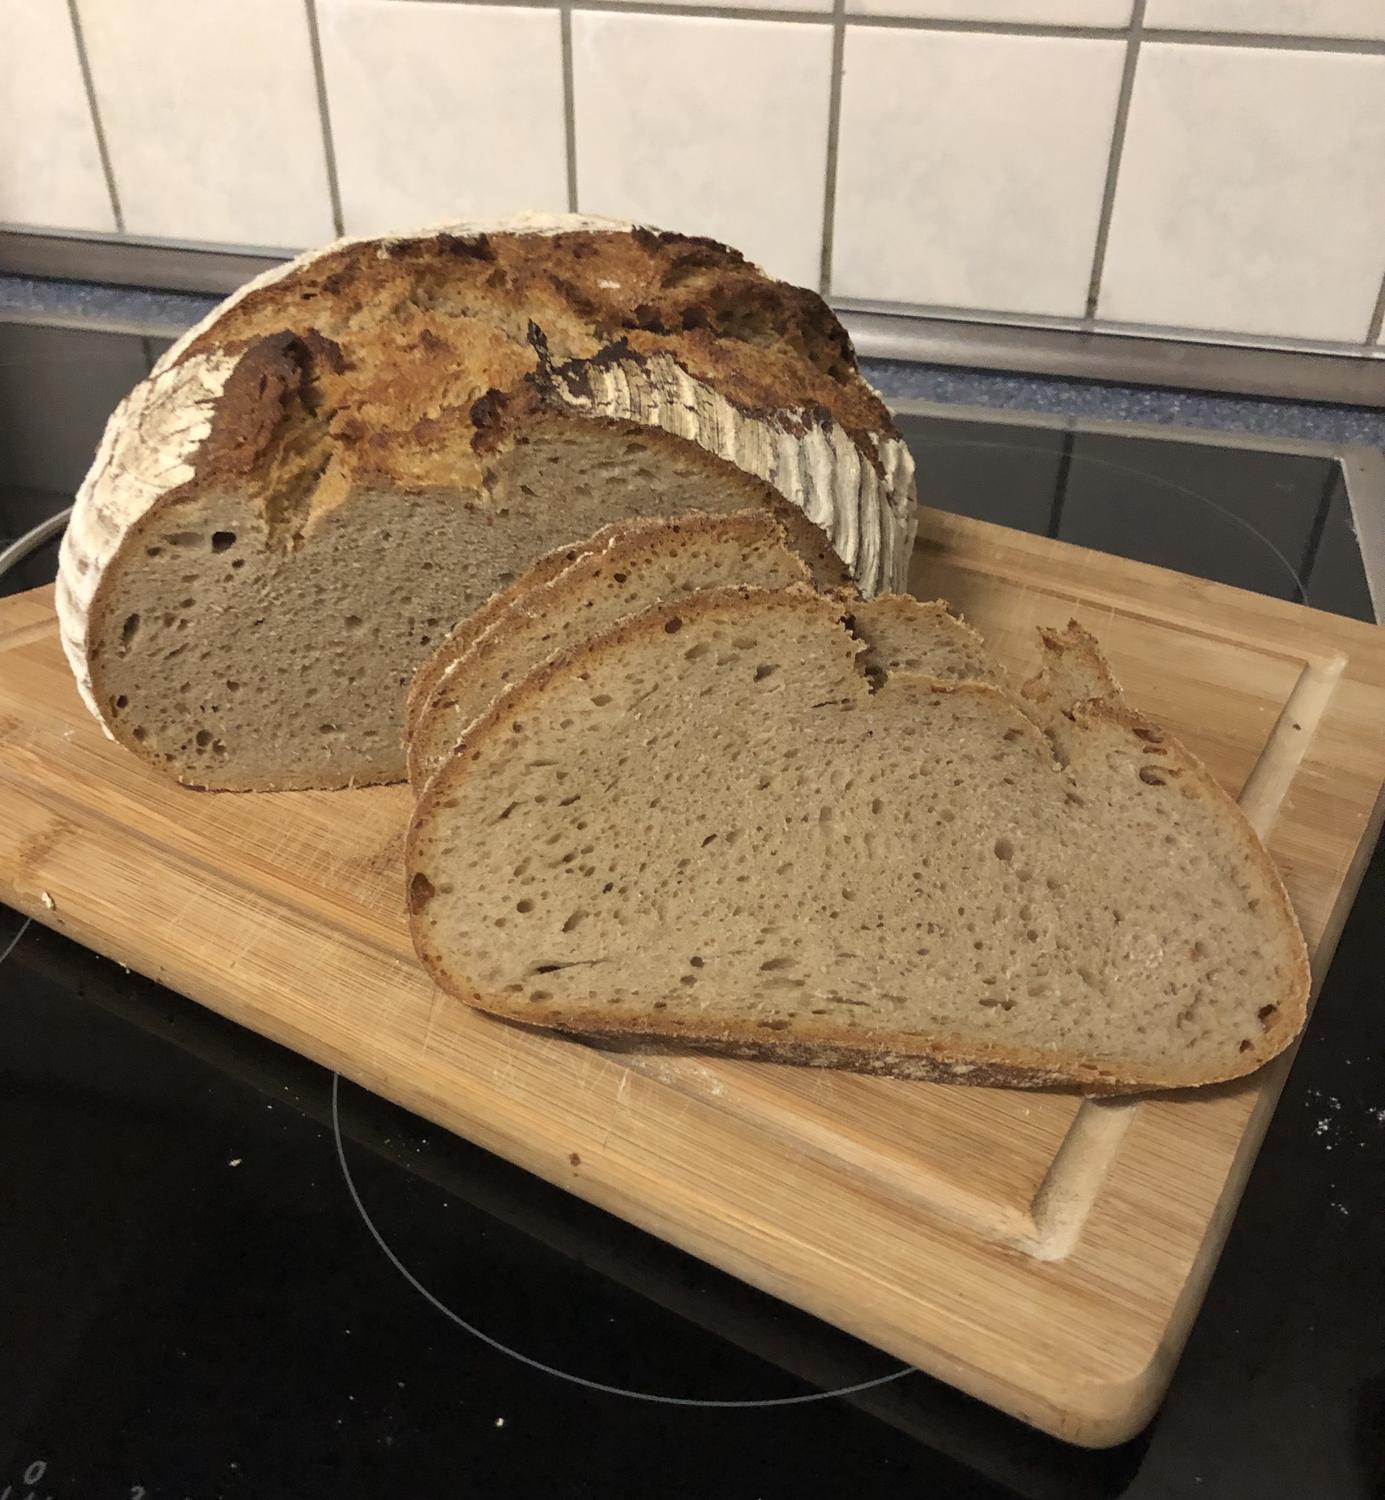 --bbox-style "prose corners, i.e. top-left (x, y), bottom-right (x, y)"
top-left (40, 890), bottom-right (55, 910)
